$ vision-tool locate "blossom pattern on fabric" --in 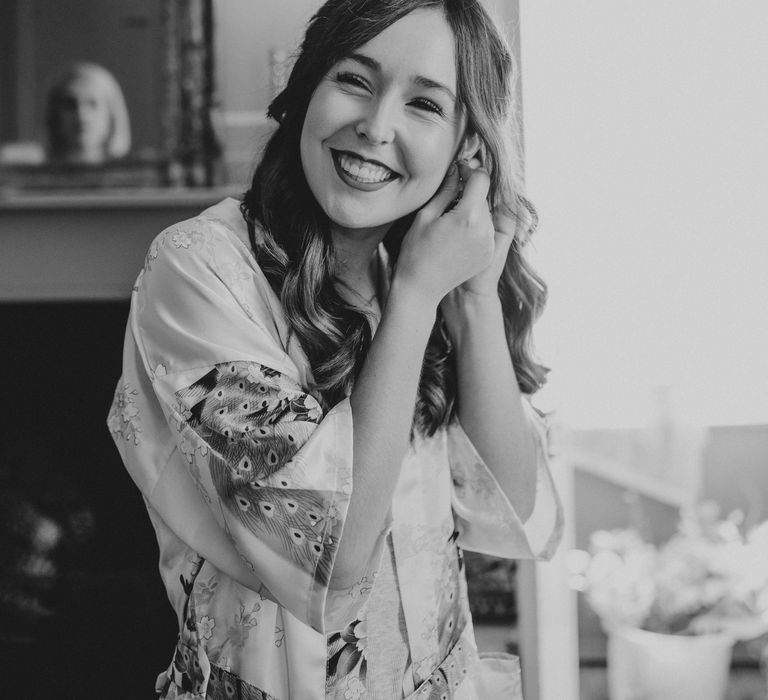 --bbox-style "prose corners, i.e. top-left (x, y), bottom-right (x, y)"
top-left (174, 360), bottom-right (341, 584)
top-left (158, 555), bottom-right (278, 700)
top-left (134, 219), bottom-right (220, 293)
top-left (107, 382), bottom-right (142, 445)
top-left (158, 557), bottom-right (208, 698)
top-left (198, 615), bottom-right (215, 640)
top-left (452, 460), bottom-right (498, 502)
